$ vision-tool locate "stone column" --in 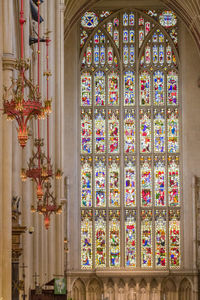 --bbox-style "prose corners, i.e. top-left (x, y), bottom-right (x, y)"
top-left (1, 0), bottom-right (14, 298)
